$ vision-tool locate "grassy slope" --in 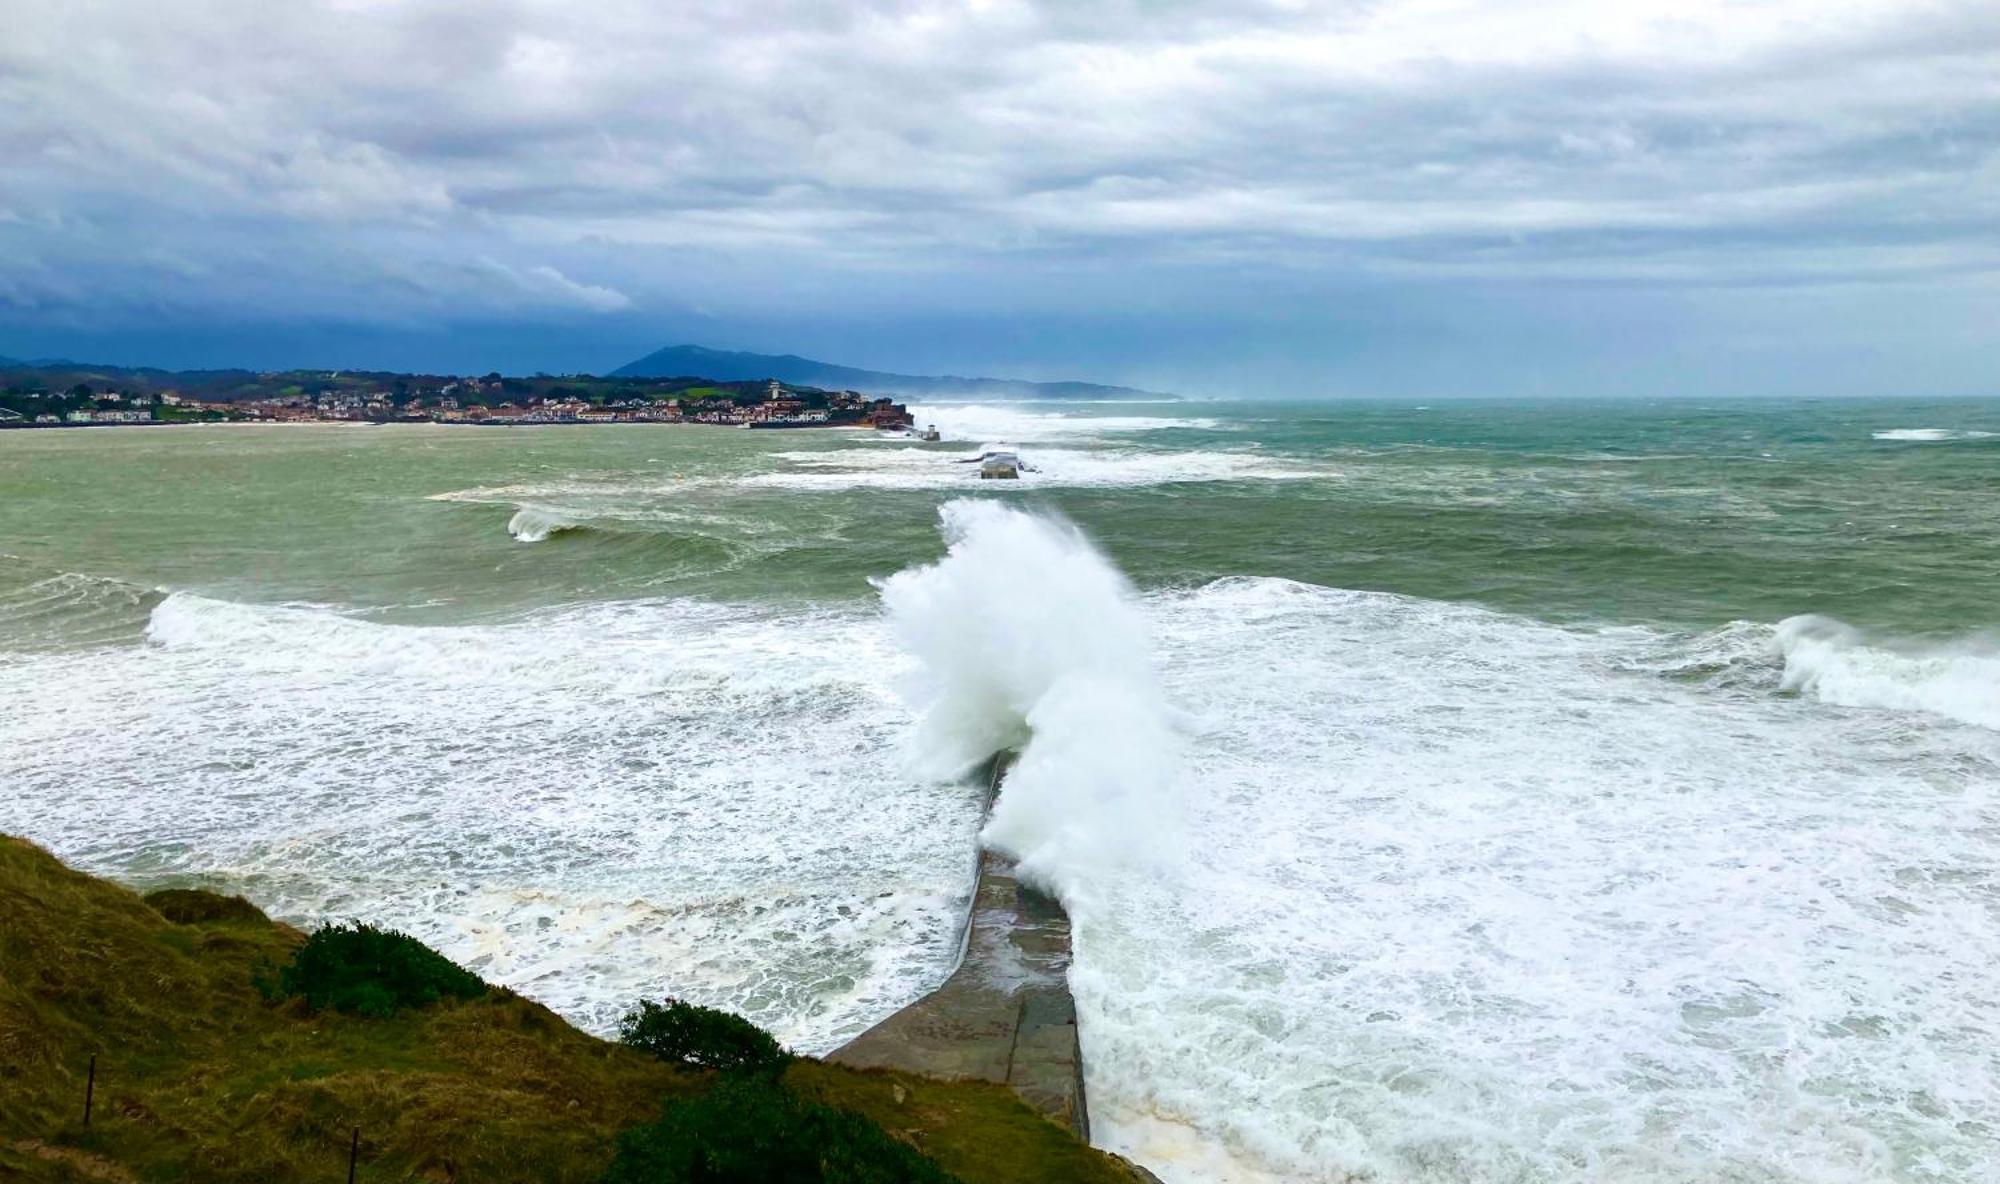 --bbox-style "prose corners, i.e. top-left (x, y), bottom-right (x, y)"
top-left (0, 836), bottom-right (1148, 1184)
